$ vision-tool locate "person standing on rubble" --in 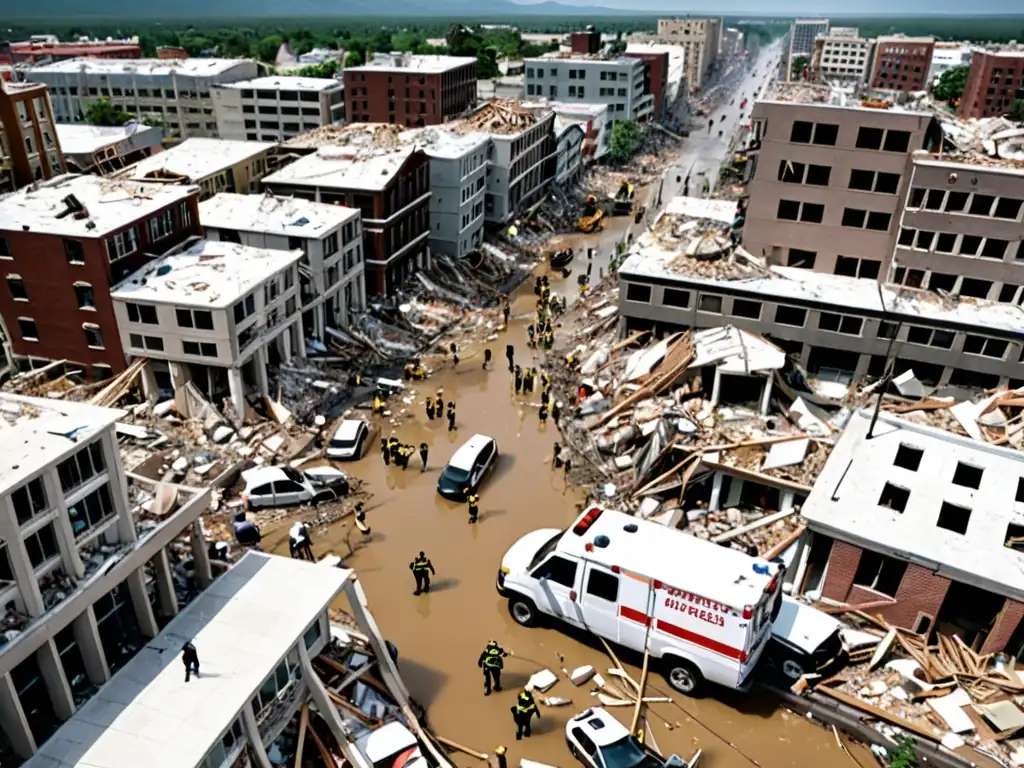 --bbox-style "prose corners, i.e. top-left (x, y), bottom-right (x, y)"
top-left (419, 442), bottom-right (429, 471)
top-left (478, 640), bottom-right (509, 695)
top-left (410, 551), bottom-right (435, 595)
top-left (426, 395), bottom-right (435, 420)
top-left (513, 365), bottom-right (524, 395)
top-left (447, 402), bottom-right (457, 432)
top-left (381, 438), bottom-right (391, 466)
top-left (289, 521), bottom-right (314, 561)
top-left (483, 348), bottom-right (492, 370)
top-left (511, 690), bottom-right (540, 740)
top-left (506, 343), bottom-right (515, 372)
top-left (502, 299), bottom-right (511, 328)
top-left (466, 490), bottom-right (480, 523)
